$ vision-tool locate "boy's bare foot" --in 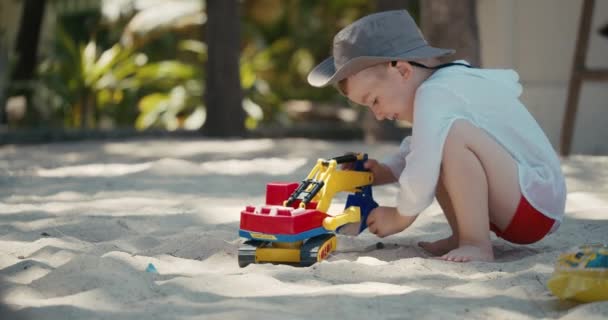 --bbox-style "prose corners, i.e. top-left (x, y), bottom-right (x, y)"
top-left (418, 235), bottom-right (458, 256)
top-left (440, 244), bottom-right (494, 262)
